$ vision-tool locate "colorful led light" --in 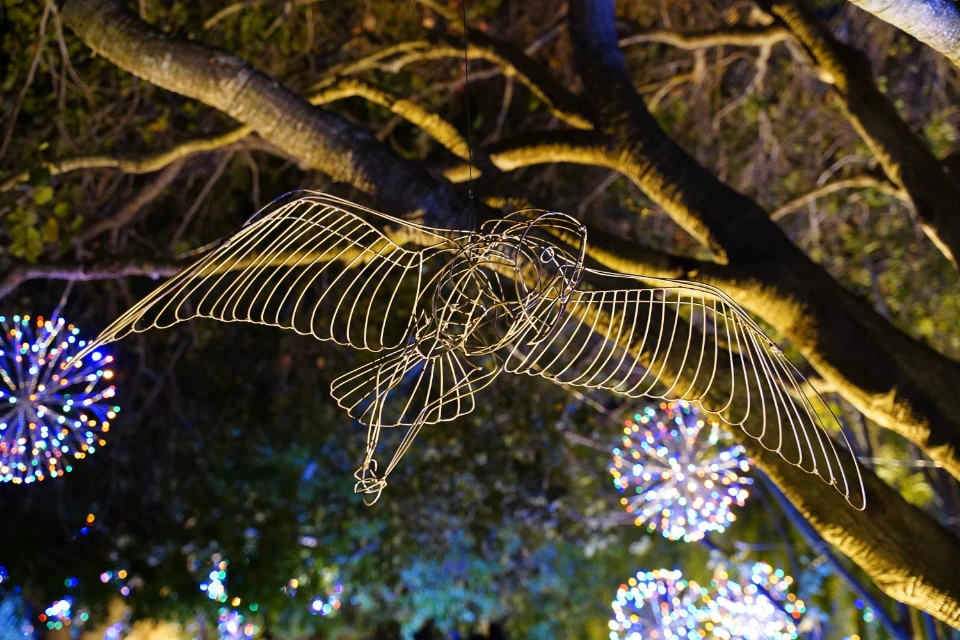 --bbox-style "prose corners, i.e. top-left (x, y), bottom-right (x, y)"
top-left (703, 563), bottom-right (802, 640)
top-left (609, 401), bottom-right (752, 542)
top-left (609, 569), bottom-right (709, 639)
top-left (0, 315), bottom-right (119, 484)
